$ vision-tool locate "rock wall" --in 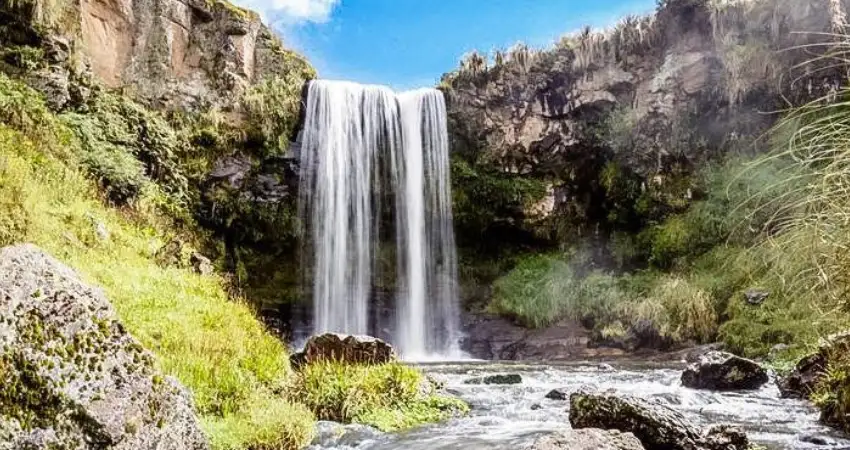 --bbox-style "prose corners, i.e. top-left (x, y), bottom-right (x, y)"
top-left (1, 0), bottom-right (313, 111)
top-left (443, 0), bottom-right (849, 241)
top-left (77, 0), bottom-right (310, 109)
